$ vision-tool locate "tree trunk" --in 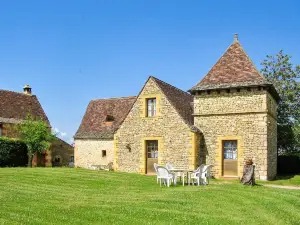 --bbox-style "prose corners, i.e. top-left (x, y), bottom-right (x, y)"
top-left (28, 154), bottom-right (33, 167)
